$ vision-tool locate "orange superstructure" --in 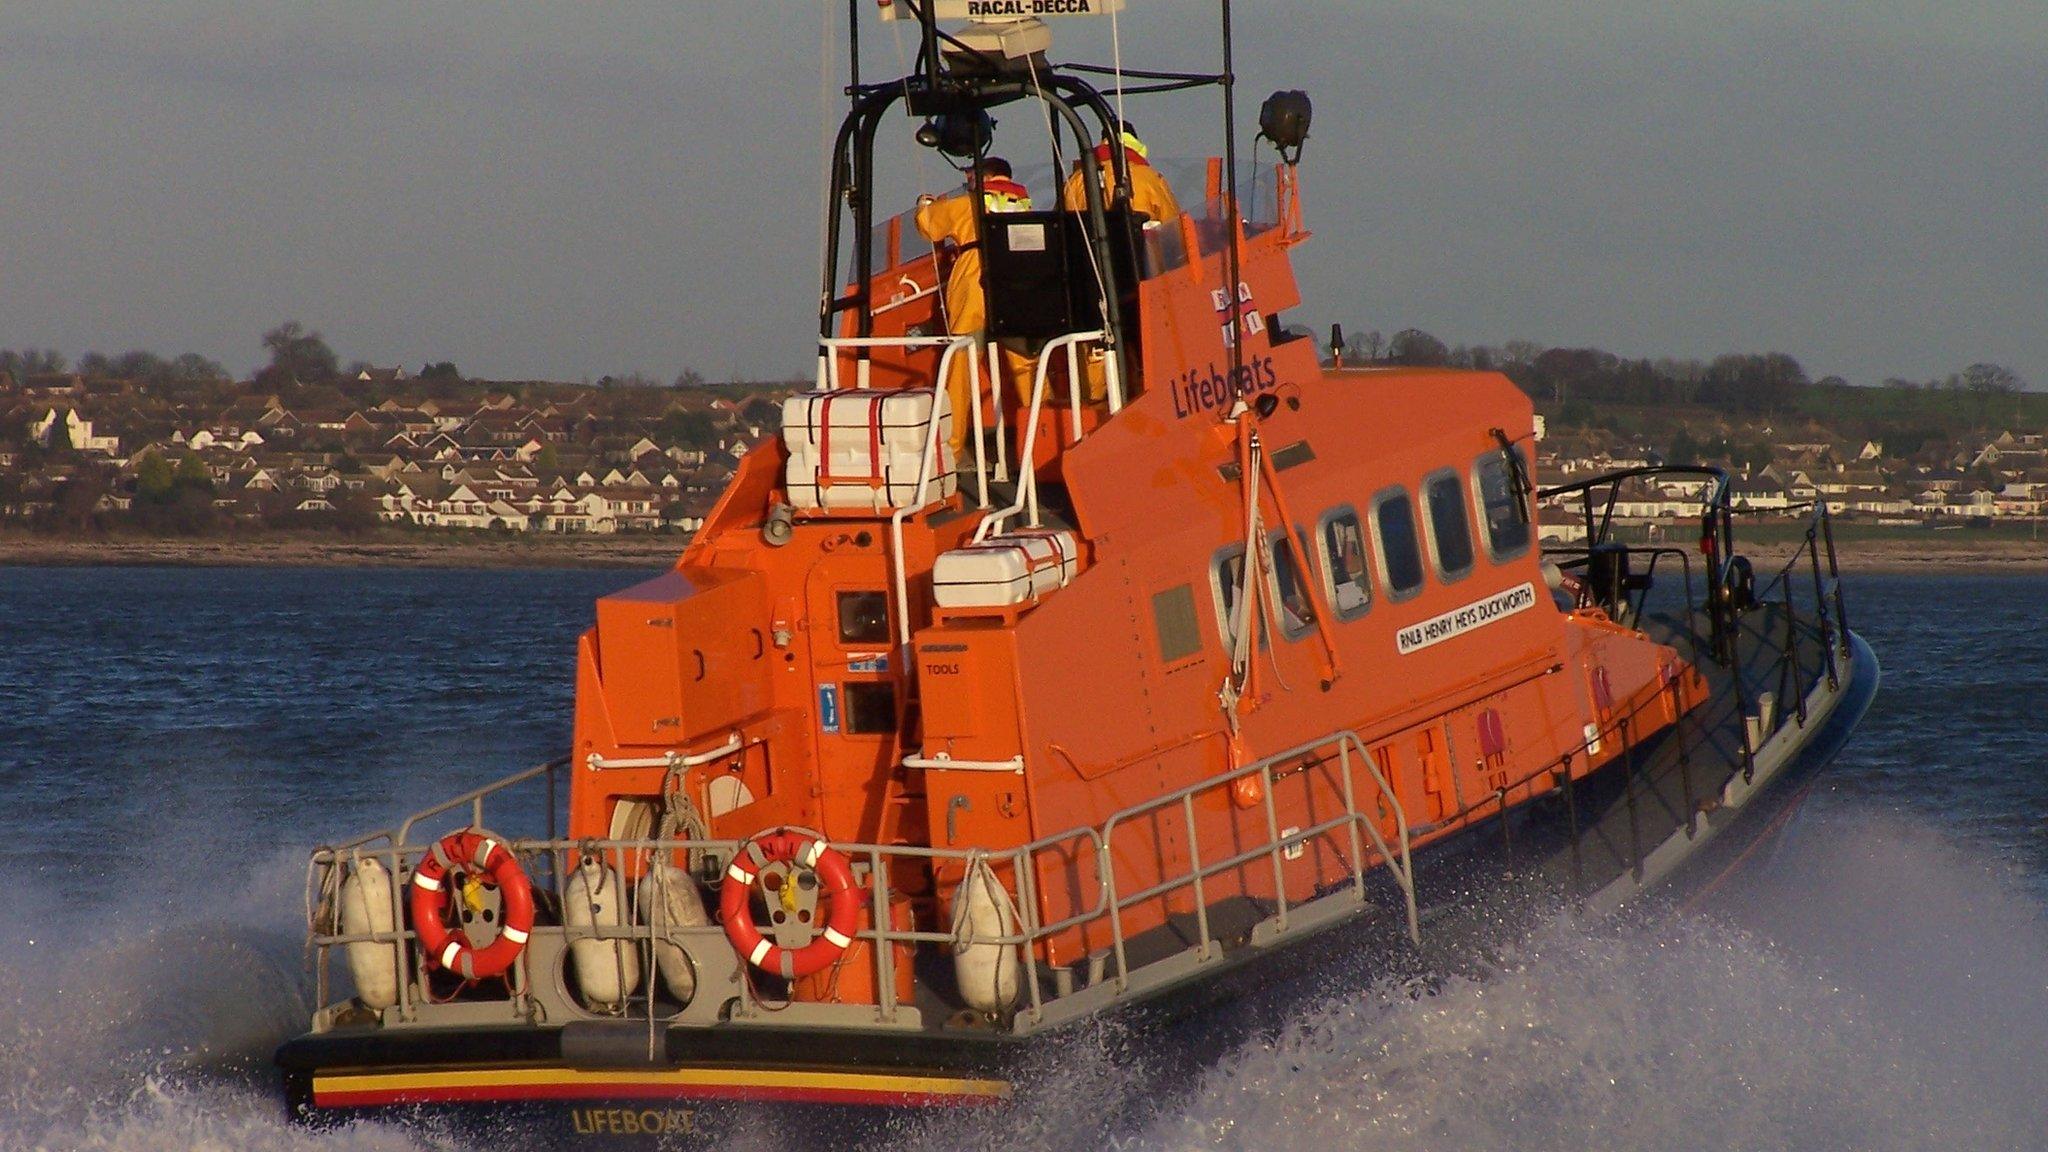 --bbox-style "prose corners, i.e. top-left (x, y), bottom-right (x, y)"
top-left (563, 149), bottom-right (1704, 988)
